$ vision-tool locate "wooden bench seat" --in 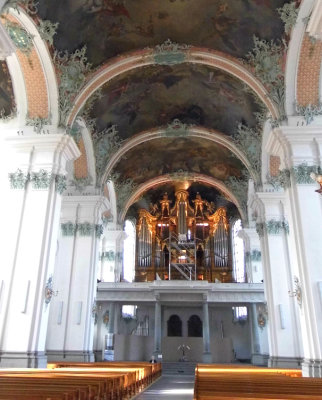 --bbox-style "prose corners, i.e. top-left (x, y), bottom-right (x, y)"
top-left (0, 361), bottom-right (161, 400)
top-left (194, 364), bottom-right (322, 400)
